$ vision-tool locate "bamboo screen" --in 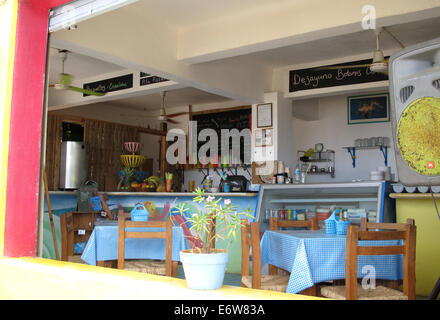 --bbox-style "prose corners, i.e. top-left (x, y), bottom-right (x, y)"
top-left (45, 113), bottom-right (63, 191)
top-left (45, 114), bottom-right (139, 191)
